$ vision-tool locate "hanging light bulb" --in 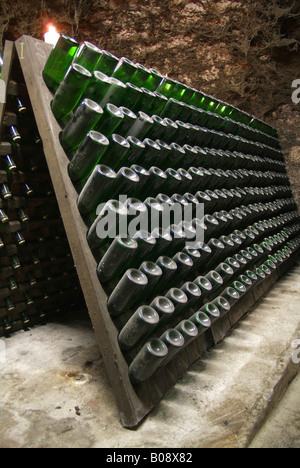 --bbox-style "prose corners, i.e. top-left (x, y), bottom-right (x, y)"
top-left (44, 24), bottom-right (60, 47)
